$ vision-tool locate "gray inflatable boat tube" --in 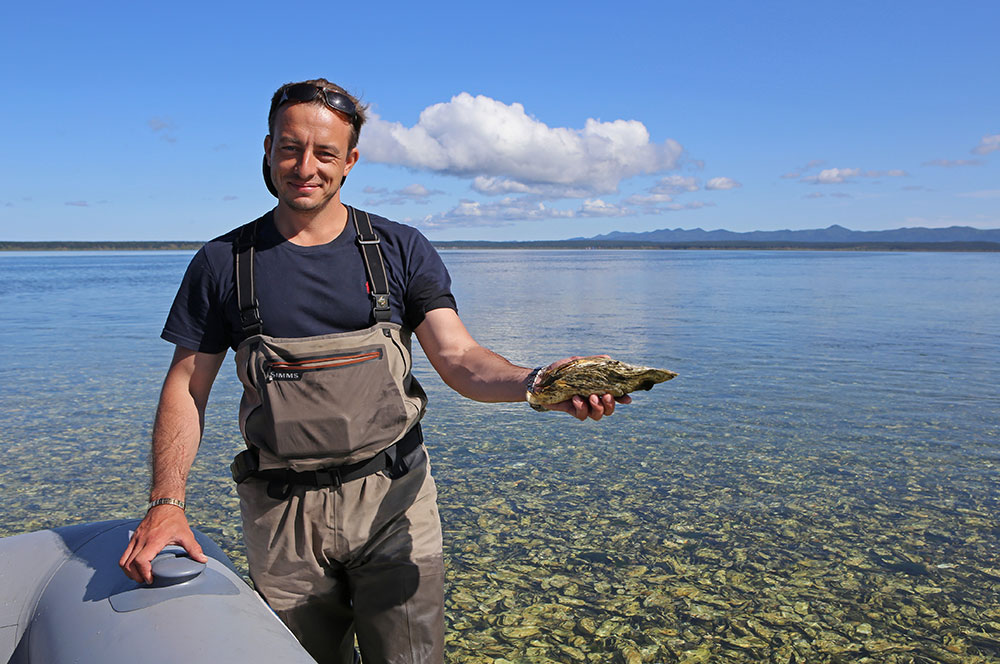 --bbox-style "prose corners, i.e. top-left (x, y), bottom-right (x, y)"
top-left (0, 519), bottom-right (314, 663)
